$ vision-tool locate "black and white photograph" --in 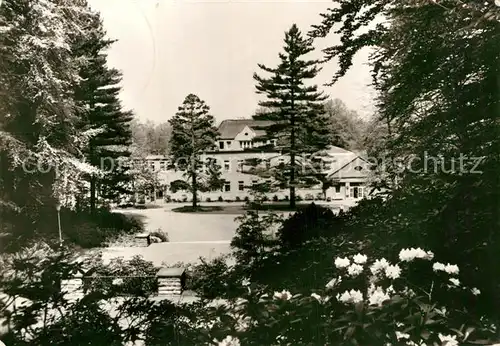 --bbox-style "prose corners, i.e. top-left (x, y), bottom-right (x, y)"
top-left (0, 0), bottom-right (499, 344)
